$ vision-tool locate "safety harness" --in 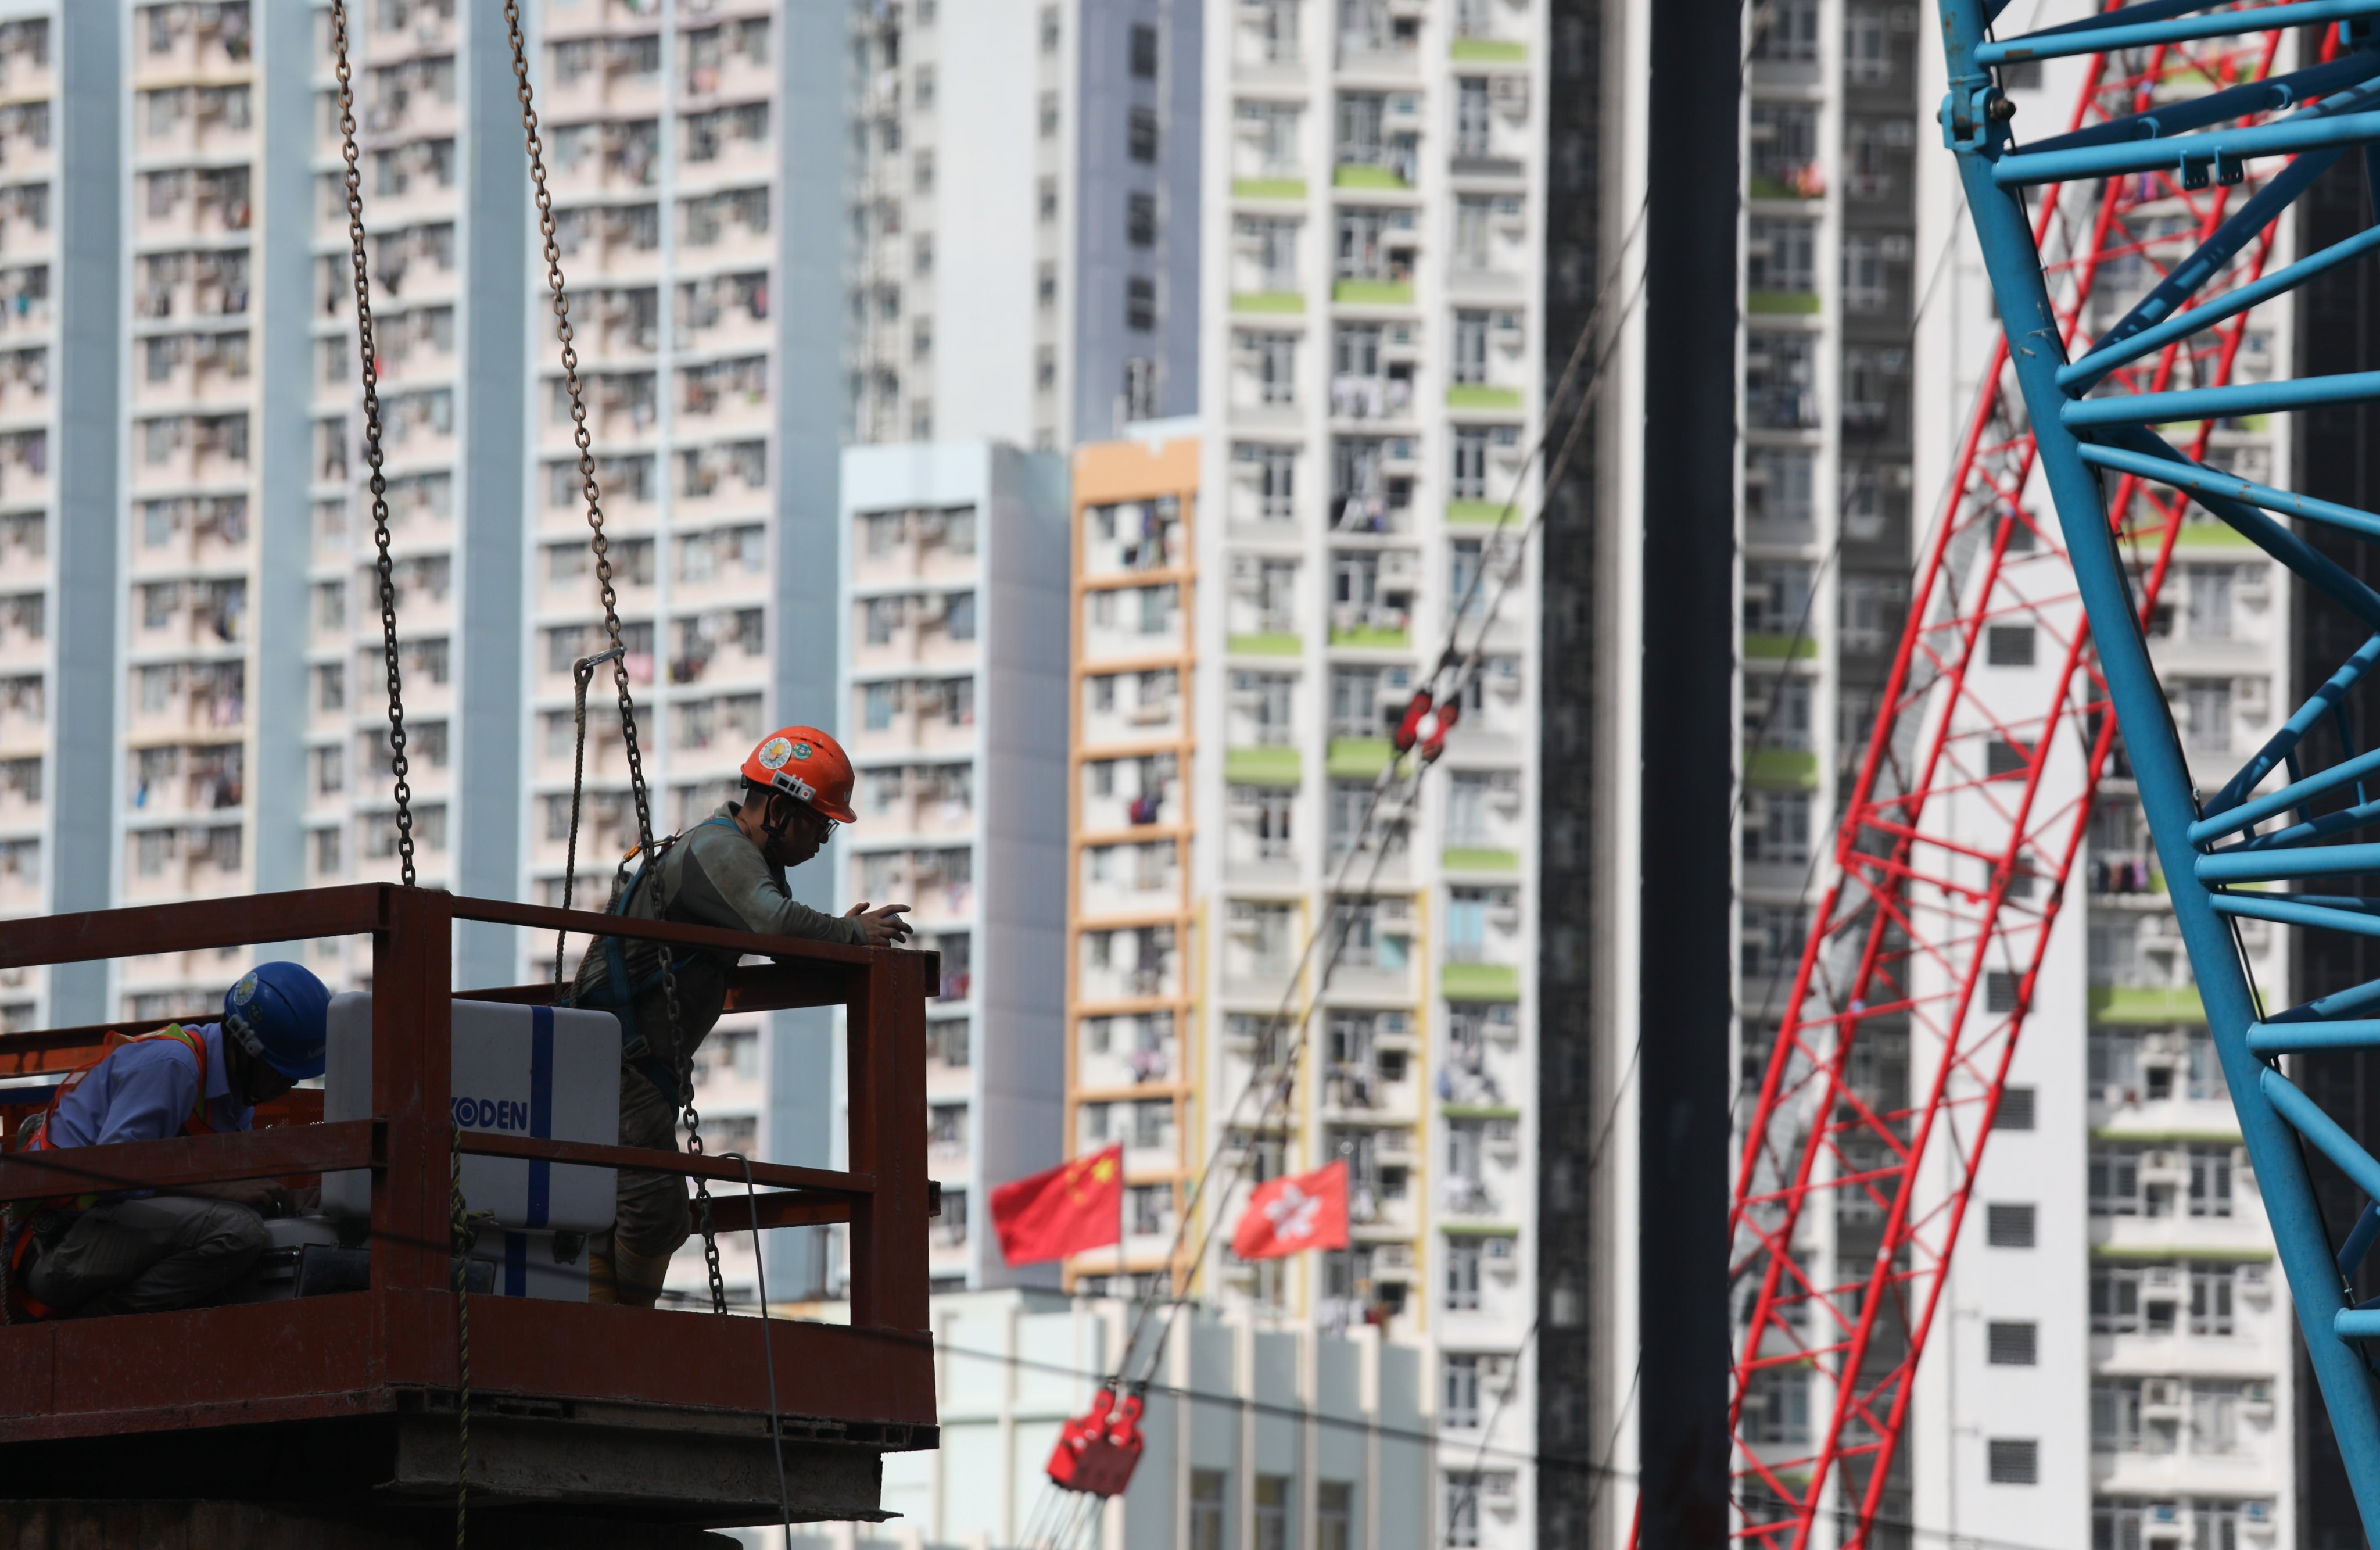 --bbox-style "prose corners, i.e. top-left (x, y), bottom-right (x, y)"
top-left (569, 815), bottom-right (743, 1102)
top-left (3, 1025), bottom-right (219, 1322)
